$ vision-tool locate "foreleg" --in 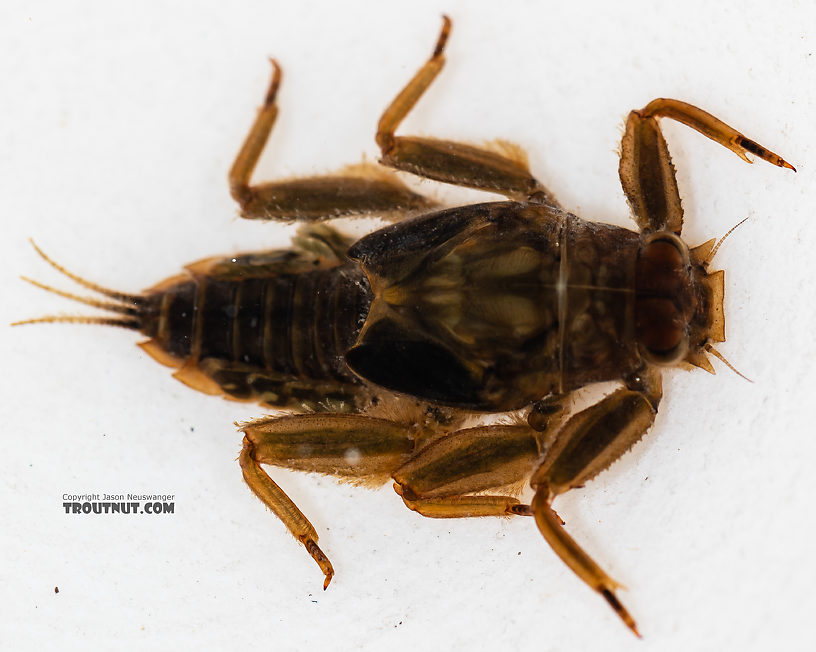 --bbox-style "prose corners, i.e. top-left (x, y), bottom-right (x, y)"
top-left (530, 369), bottom-right (663, 636)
